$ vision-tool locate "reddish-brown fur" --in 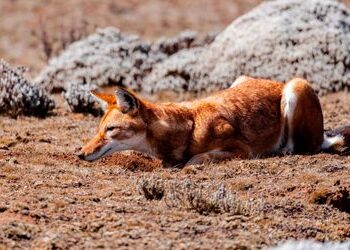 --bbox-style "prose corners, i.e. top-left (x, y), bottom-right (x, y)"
top-left (79, 76), bottom-right (345, 166)
top-left (285, 79), bottom-right (323, 153)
